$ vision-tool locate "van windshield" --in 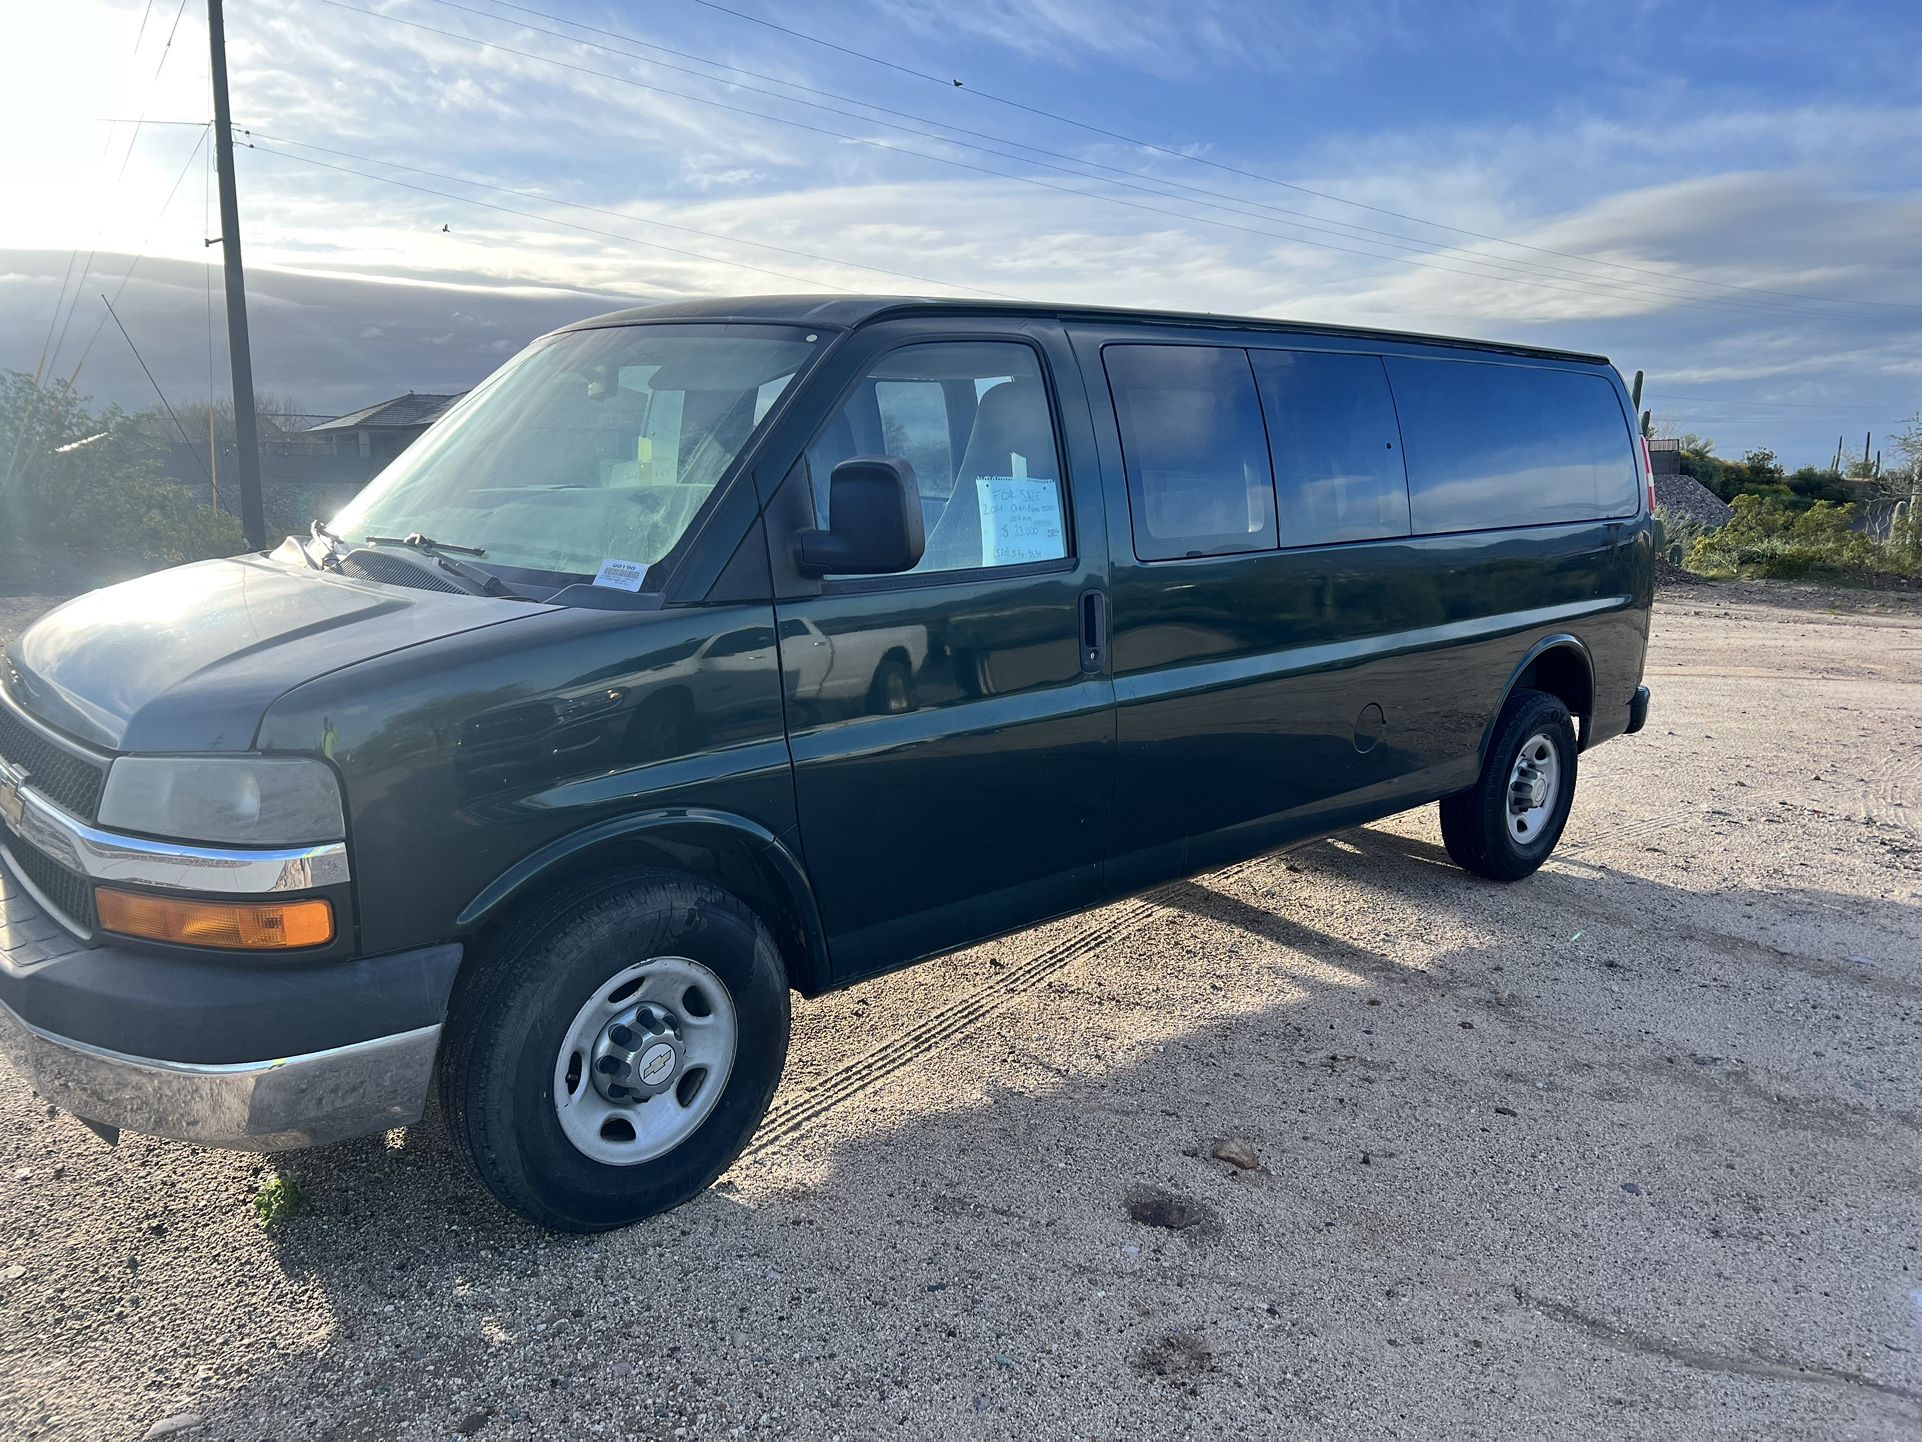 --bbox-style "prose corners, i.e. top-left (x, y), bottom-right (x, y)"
top-left (329, 323), bottom-right (820, 590)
